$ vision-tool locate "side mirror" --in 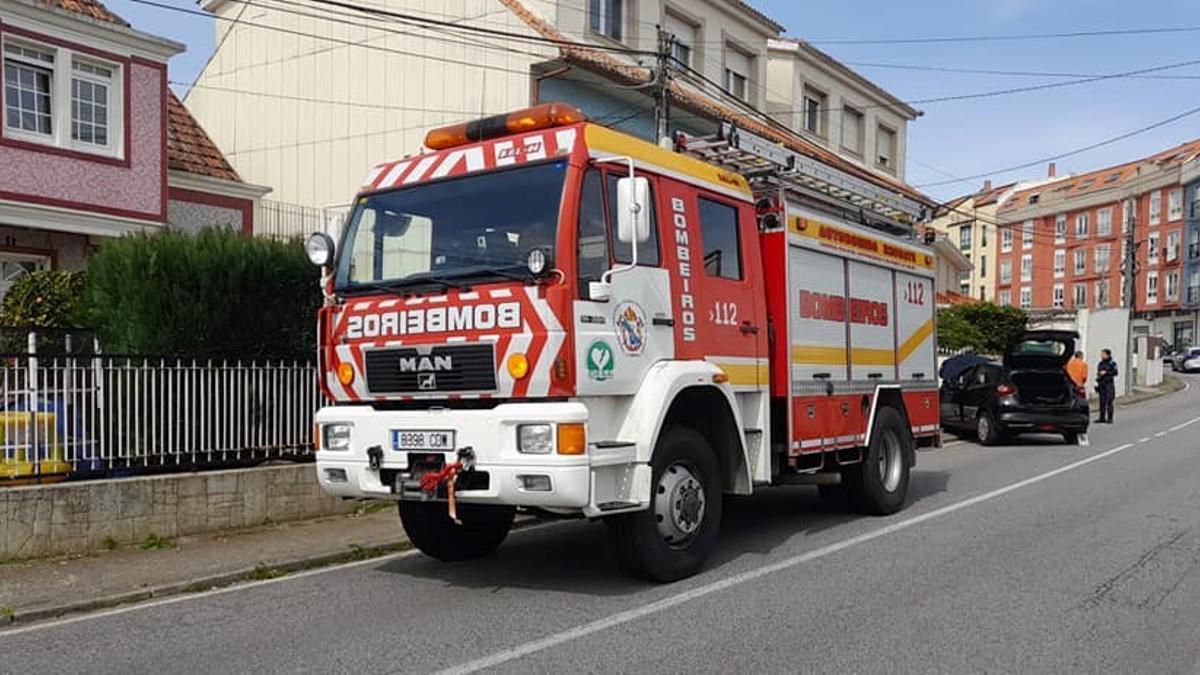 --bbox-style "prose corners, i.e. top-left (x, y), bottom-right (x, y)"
top-left (305, 232), bottom-right (336, 269)
top-left (616, 176), bottom-right (651, 244)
